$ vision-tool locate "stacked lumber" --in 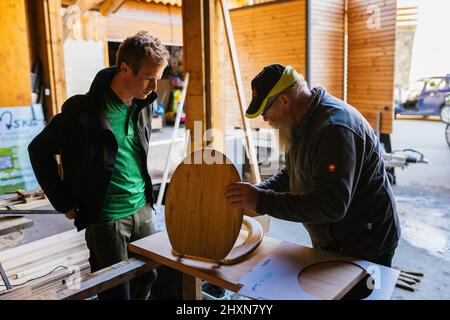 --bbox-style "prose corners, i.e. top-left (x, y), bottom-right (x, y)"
top-left (0, 190), bottom-right (46, 209)
top-left (0, 217), bottom-right (33, 237)
top-left (0, 229), bottom-right (90, 299)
